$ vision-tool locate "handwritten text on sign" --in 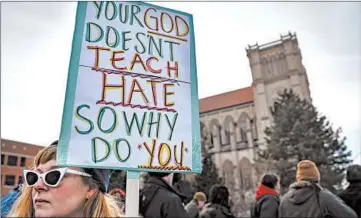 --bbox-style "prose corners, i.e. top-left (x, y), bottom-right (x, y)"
top-left (60, 1), bottom-right (198, 172)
